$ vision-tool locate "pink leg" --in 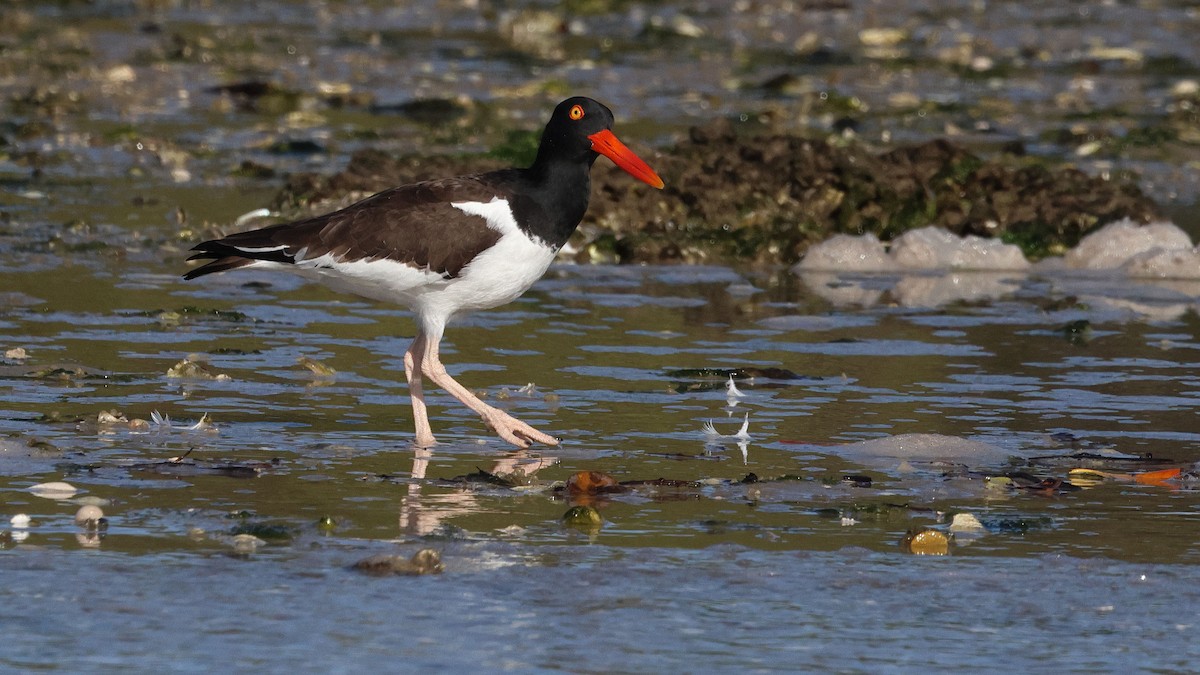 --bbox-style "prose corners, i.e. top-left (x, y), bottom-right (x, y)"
top-left (403, 333), bottom-right (437, 448)
top-left (417, 333), bottom-right (559, 448)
